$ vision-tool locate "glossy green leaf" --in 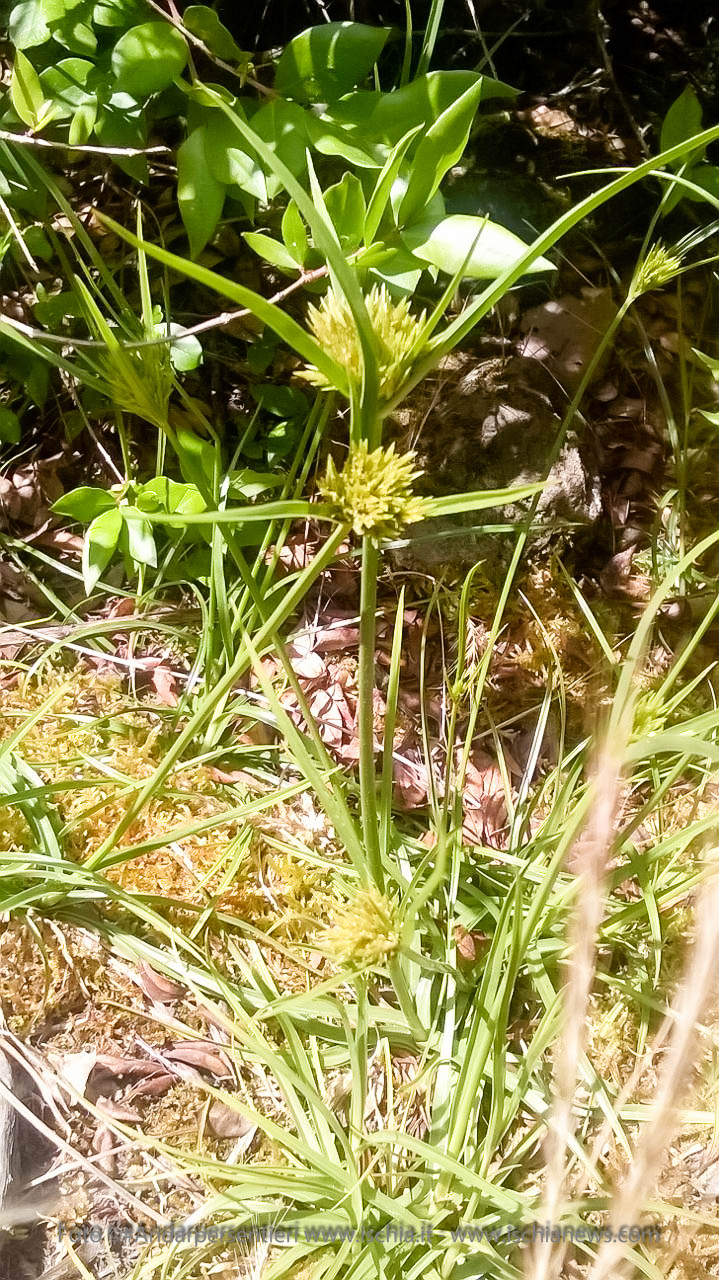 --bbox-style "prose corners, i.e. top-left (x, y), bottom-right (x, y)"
top-left (368, 246), bottom-right (424, 297)
top-left (243, 231), bottom-right (299, 273)
top-left (183, 5), bottom-right (247, 62)
top-left (53, 486), bottom-right (117, 522)
top-left (398, 79), bottom-right (488, 225)
top-left (40, 58), bottom-right (94, 117)
top-left (252, 99), bottom-right (309, 200)
top-left (275, 21), bottom-right (389, 103)
top-left (173, 425), bottom-right (216, 492)
top-left (136, 476), bottom-right (206, 515)
top-left (0, 409), bottom-right (21, 444)
top-left (83, 507), bottom-right (123, 593)
top-left (93, 0), bottom-right (146, 27)
top-left (661, 86), bottom-right (703, 161)
top-left (177, 126), bottom-right (225, 258)
top-left (48, 9), bottom-right (97, 57)
top-left (324, 172), bottom-right (366, 252)
top-left (123, 508), bottom-right (157, 568)
top-left (364, 126), bottom-right (422, 245)
top-left (9, 0), bottom-right (50, 49)
top-left (96, 92), bottom-right (148, 181)
top-left (68, 97), bottom-right (97, 144)
top-left (305, 112), bottom-right (381, 168)
top-left (281, 201), bottom-right (307, 267)
top-left (403, 214), bottom-right (553, 279)
top-left (370, 70), bottom-right (515, 145)
top-left (11, 49), bottom-right (47, 129)
top-left (111, 21), bottom-right (188, 98)
top-left (227, 469), bottom-right (284, 499)
top-left (204, 109), bottom-right (266, 201)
